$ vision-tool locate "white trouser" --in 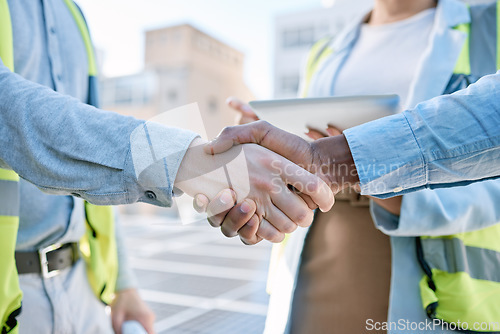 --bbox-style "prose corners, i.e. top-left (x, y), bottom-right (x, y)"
top-left (18, 258), bottom-right (113, 334)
